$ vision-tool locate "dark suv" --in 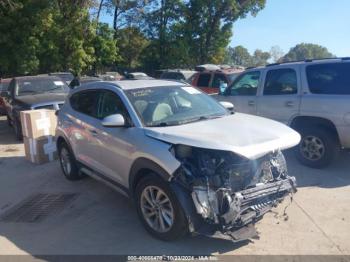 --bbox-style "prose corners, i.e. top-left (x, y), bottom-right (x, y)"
top-left (1, 75), bottom-right (68, 140)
